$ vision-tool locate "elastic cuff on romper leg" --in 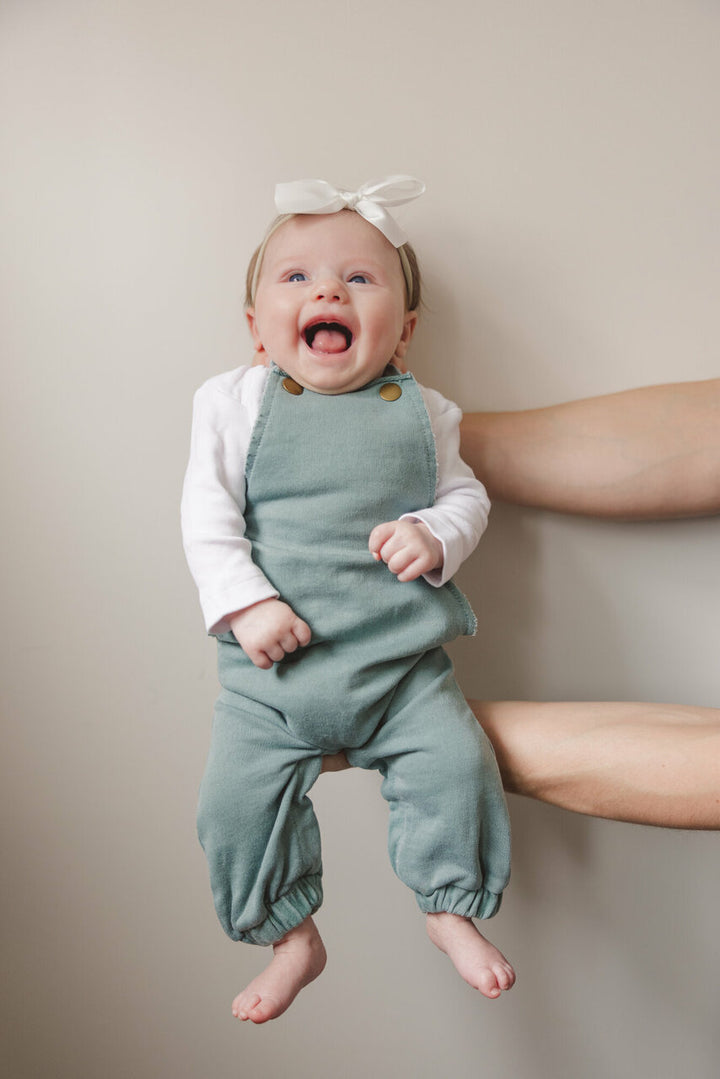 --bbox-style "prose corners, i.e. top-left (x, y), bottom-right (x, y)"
top-left (415, 883), bottom-right (503, 920)
top-left (236, 874), bottom-right (323, 946)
